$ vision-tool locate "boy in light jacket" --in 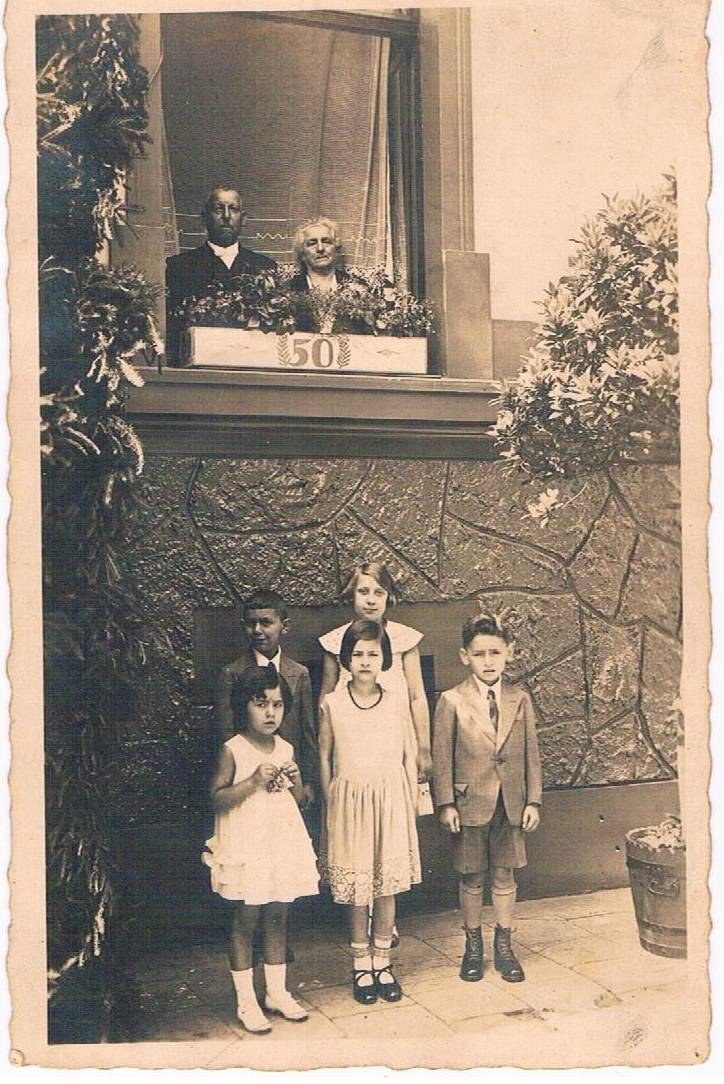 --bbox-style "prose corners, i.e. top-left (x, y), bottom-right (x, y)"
top-left (433, 613), bottom-right (542, 983)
